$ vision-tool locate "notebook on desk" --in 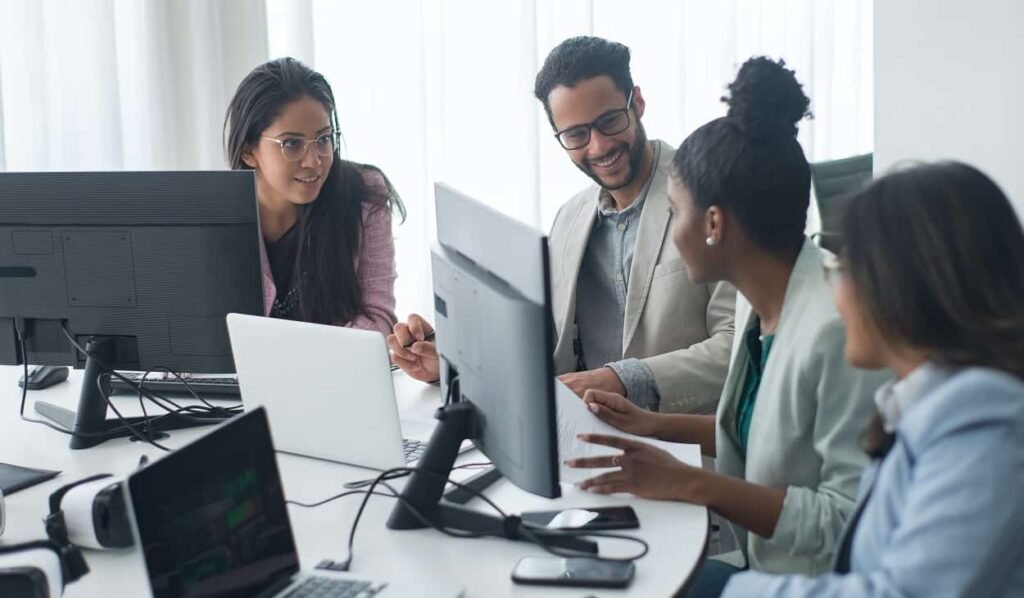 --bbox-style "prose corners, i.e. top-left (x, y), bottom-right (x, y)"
top-left (225, 314), bottom-right (470, 471)
top-left (124, 407), bottom-right (461, 597)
